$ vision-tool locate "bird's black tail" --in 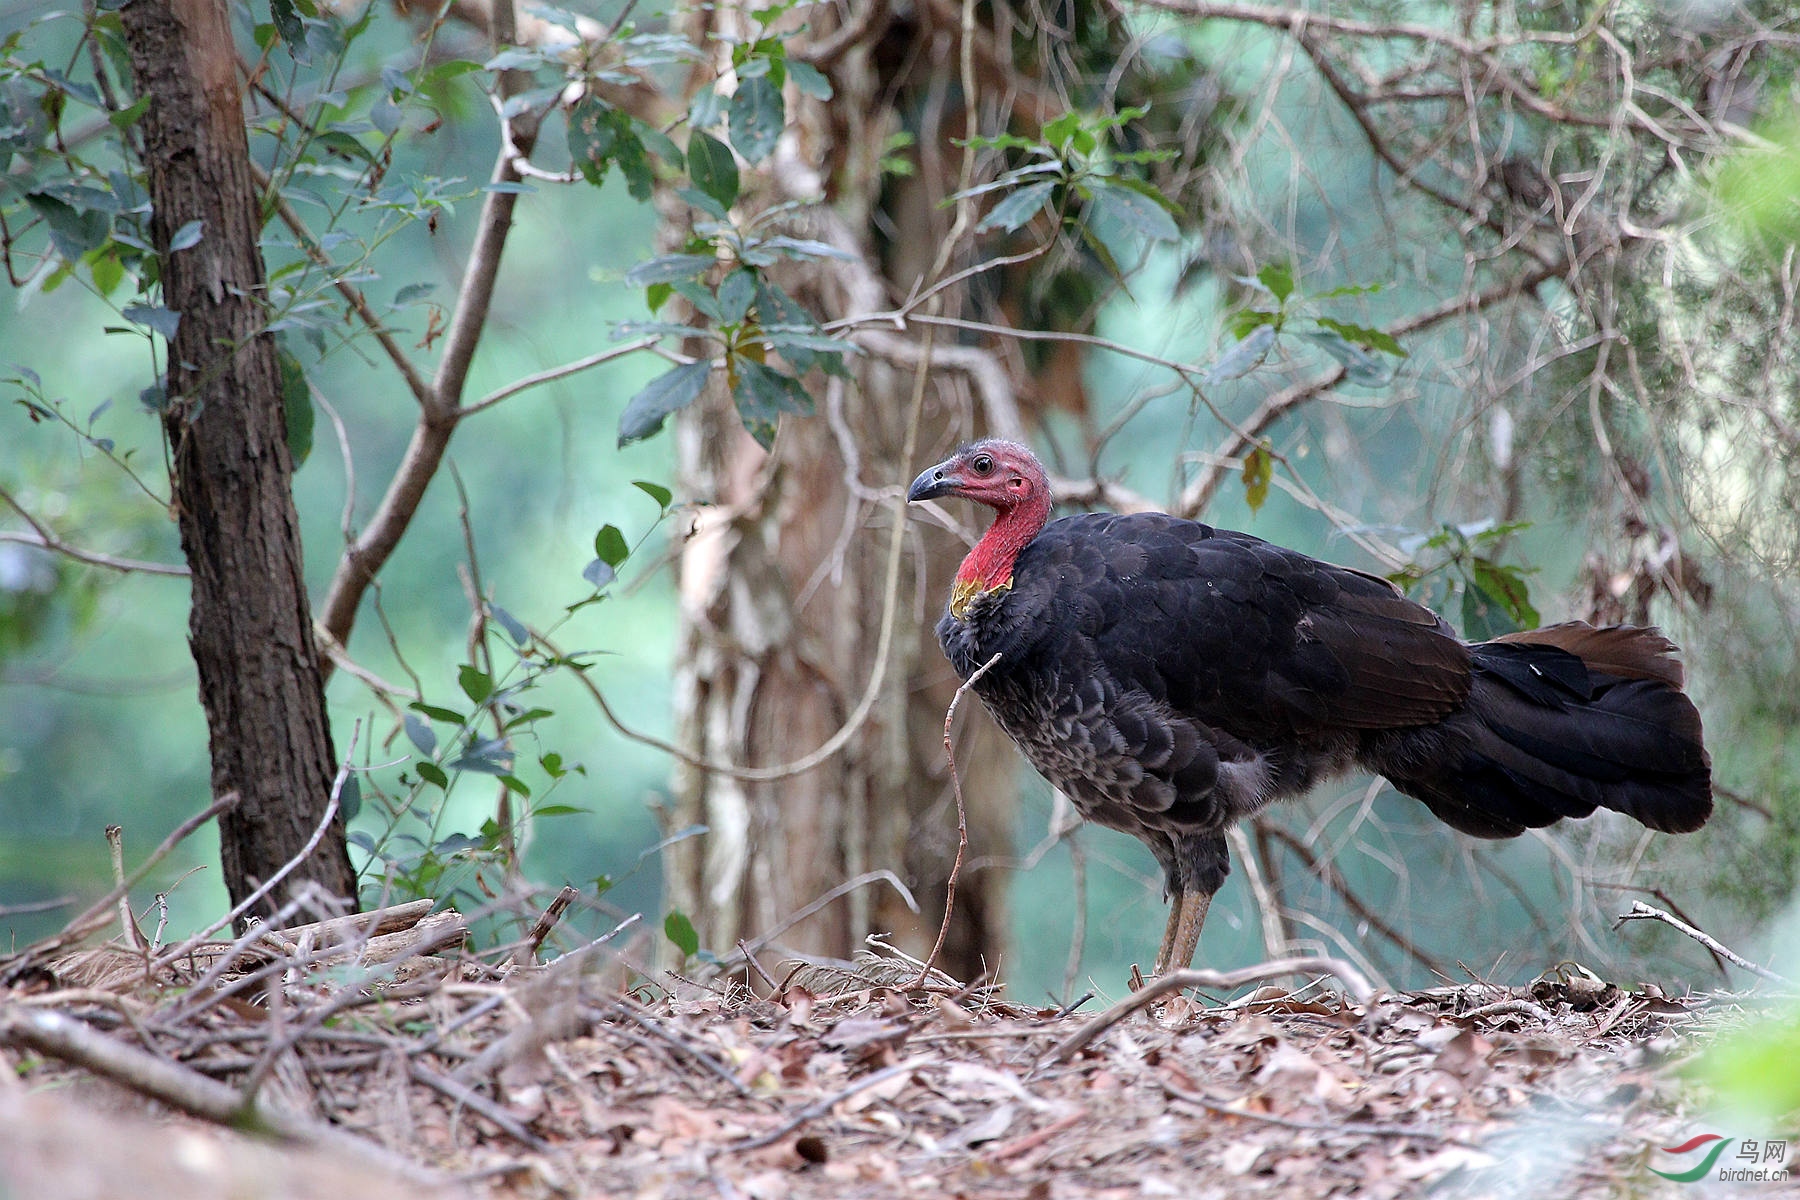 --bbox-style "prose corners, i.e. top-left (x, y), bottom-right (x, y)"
top-left (1373, 622), bottom-right (1713, 839)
